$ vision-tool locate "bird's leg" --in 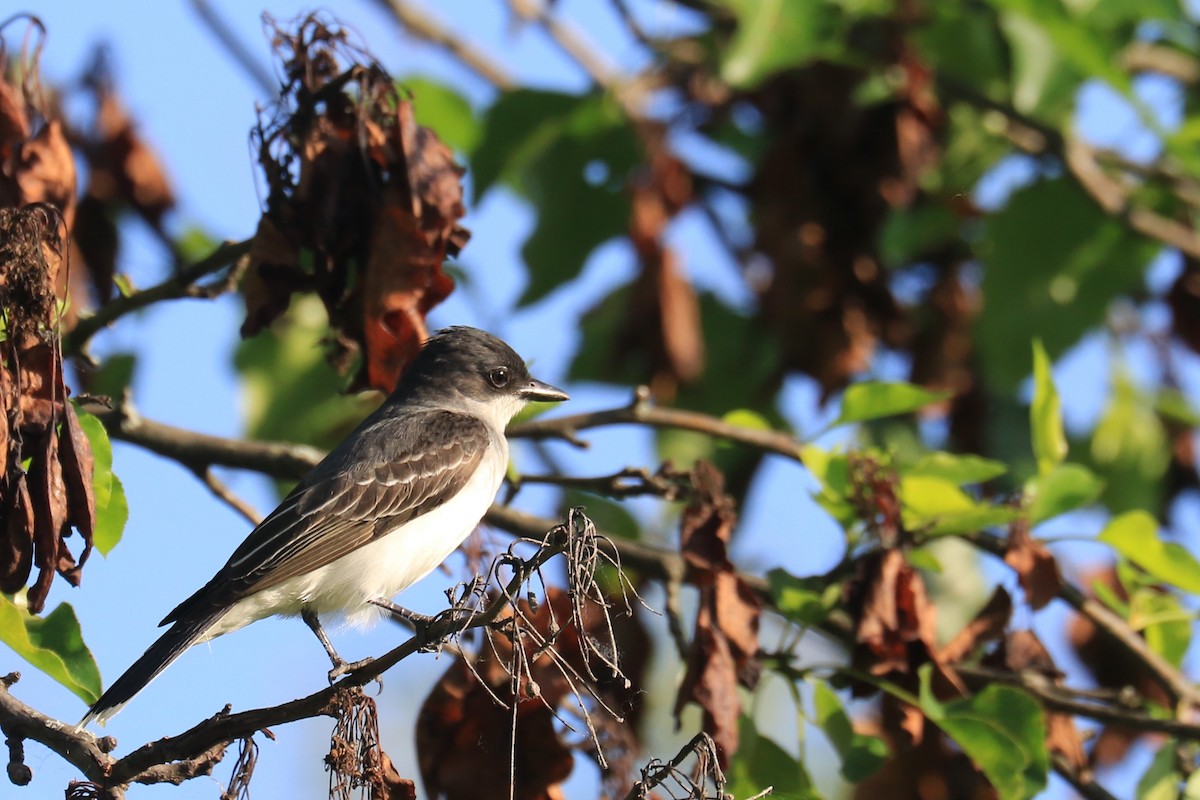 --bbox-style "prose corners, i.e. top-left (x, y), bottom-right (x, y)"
top-left (301, 609), bottom-right (372, 681)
